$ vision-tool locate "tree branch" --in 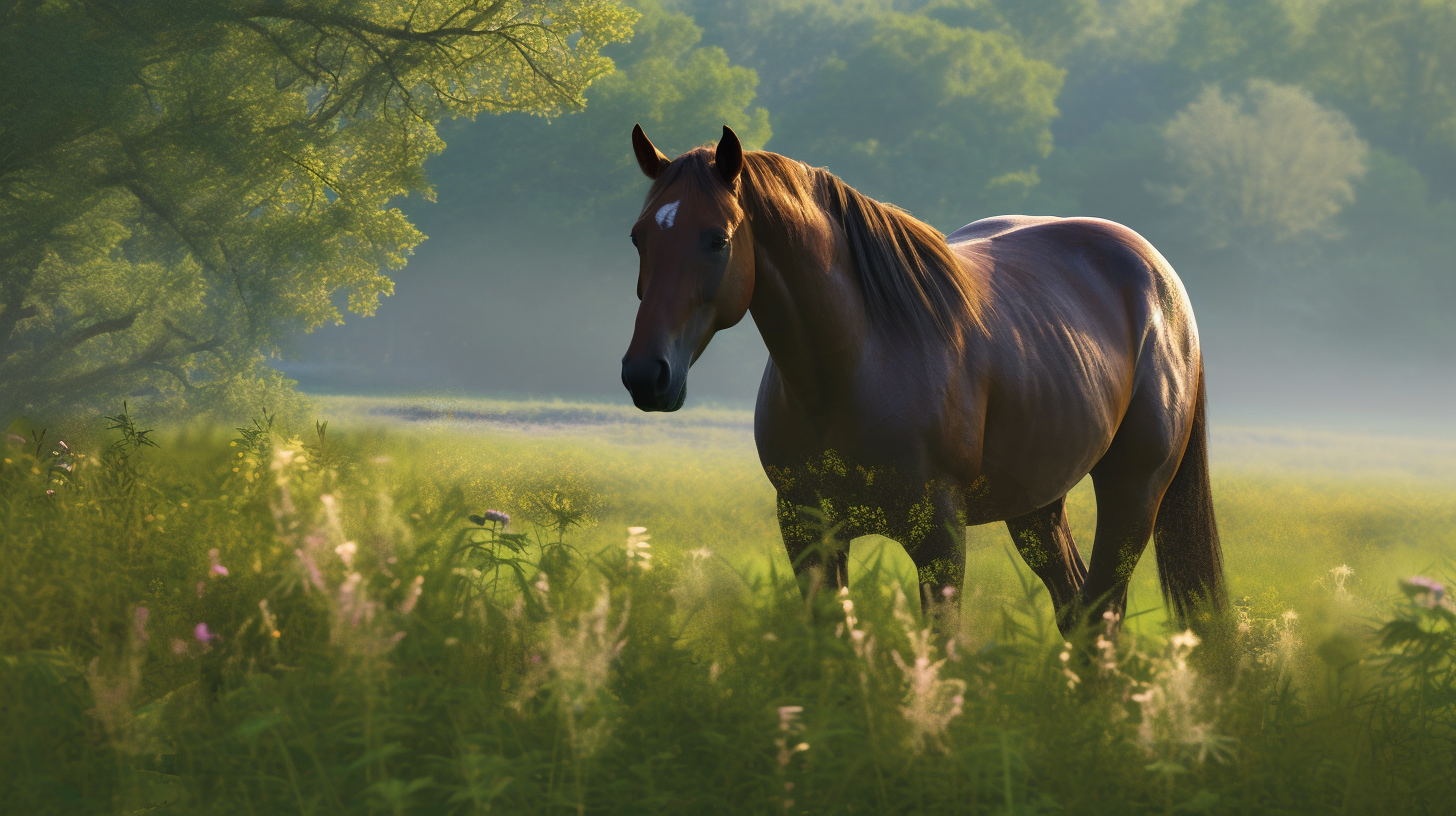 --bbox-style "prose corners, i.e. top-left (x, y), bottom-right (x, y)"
top-left (56, 313), bottom-right (138, 355)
